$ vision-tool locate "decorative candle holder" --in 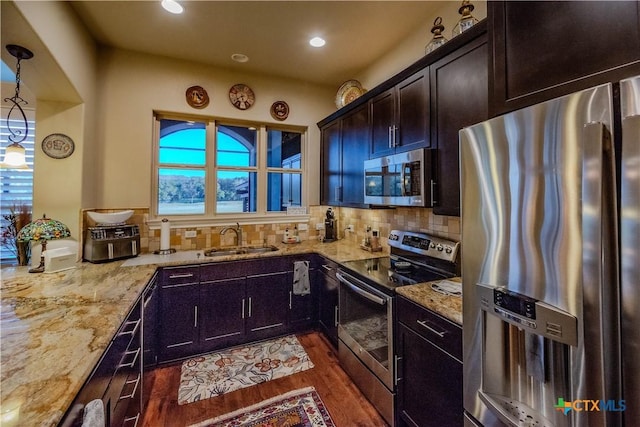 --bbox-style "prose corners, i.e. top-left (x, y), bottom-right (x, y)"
top-left (425, 17), bottom-right (448, 54)
top-left (452, 0), bottom-right (479, 37)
